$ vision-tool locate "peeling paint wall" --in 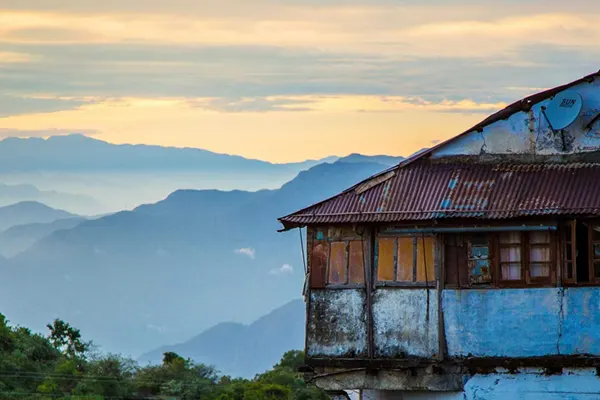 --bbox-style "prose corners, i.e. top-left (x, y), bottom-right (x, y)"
top-left (362, 370), bottom-right (600, 399)
top-left (443, 288), bottom-right (600, 358)
top-left (432, 80), bottom-right (600, 158)
top-left (307, 289), bottom-right (368, 358)
top-left (373, 289), bottom-right (438, 358)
